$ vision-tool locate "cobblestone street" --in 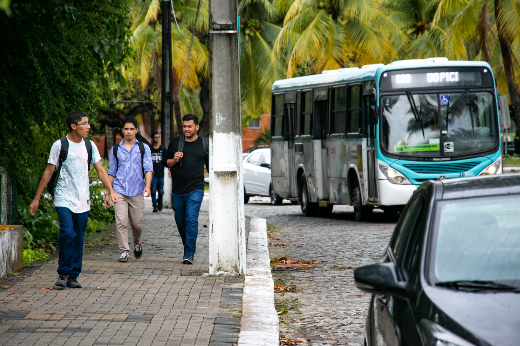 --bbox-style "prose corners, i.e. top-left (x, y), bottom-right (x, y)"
top-left (244, 198), bottom-right (399, 346)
